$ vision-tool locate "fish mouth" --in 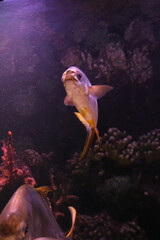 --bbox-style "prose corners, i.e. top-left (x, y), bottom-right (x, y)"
top-left (64, 76), bottom-right (77, 82)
